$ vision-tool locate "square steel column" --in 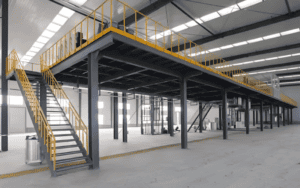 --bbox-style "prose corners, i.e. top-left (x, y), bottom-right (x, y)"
top-left (245, 97), bottom-right (250, 134)
top-left (180, 77), bottom-right (188, 149)
top-left (88, 52), bottom-right (99, 169)
top-left (291, 108), bottom-right (293, 124)
top-left (277, 106), bottom-right (280, 127)
top-left (287, 107), bottom-right (289, 125)
top-left (253, 110), bottom-right (255, 126)
top-left (1, 0), bottom-right (9, 152)
top-left (199, 102), bottom-right (203, 133)
top-left (113, 92), bottom-right (118, 139)
top-left (150, 96), bottom-right (155, 135)
top-left (219, 105), bottom-right (222, 130)
top-left (256, 110), bottom-right (259, 124)
top-left (161, 98), bottom-right (164, 133)
top-left (122, 93), bottom-right (128, 142)
top-left (141, 96), bottom-right (144, 134)
top-left (222, 90), bottom-right (228, 139)
top-left (283, 107), bottom-right (286, 126)
top-left (136, 96), bottom-right (139, 127)
top-left (270, 105), bottom-right (273, 129)
top-left (260, 101), bottom-right (263, 131)
top-left (40, 83), bottom-right (47, 117)
top-left (168, 98), bottom-right (174, 136)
